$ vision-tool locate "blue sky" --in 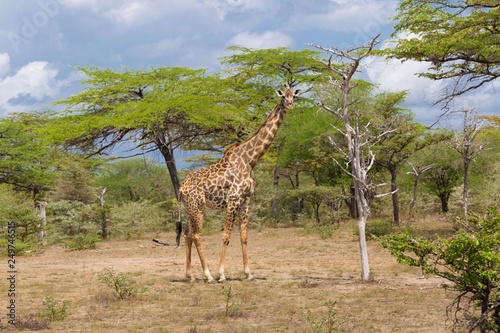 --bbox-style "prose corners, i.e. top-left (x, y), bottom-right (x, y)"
top-left (0, 0), bottom-right (498, 127)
